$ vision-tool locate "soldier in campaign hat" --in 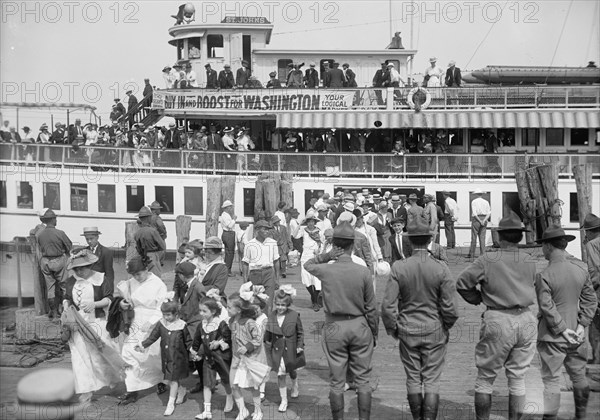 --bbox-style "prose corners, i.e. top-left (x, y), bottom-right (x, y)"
top-left (304, 222), bottom-right (378, 420)
top-left (456, 211), bottom-right (537, 420)
top-left (35, 208), bottom-right (72, 318)
top-left (582, 213), bottom-right (600, 365)
top-left (535, 225), bottom-right (596, 420)
top-left (134, 206), bottom-right (166, 278)
top-left (382, 216), bottom-right (458, 420)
